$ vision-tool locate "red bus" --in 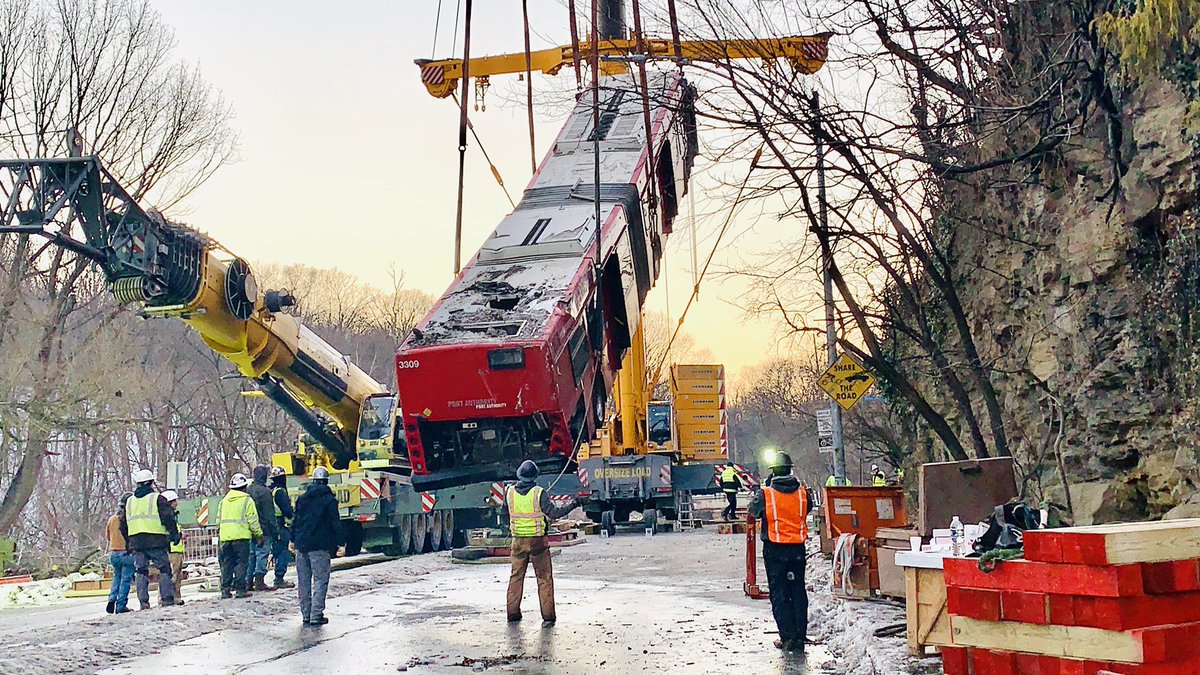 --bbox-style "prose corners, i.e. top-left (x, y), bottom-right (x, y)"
top-left (397, 72), bottom-right (697, 489)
